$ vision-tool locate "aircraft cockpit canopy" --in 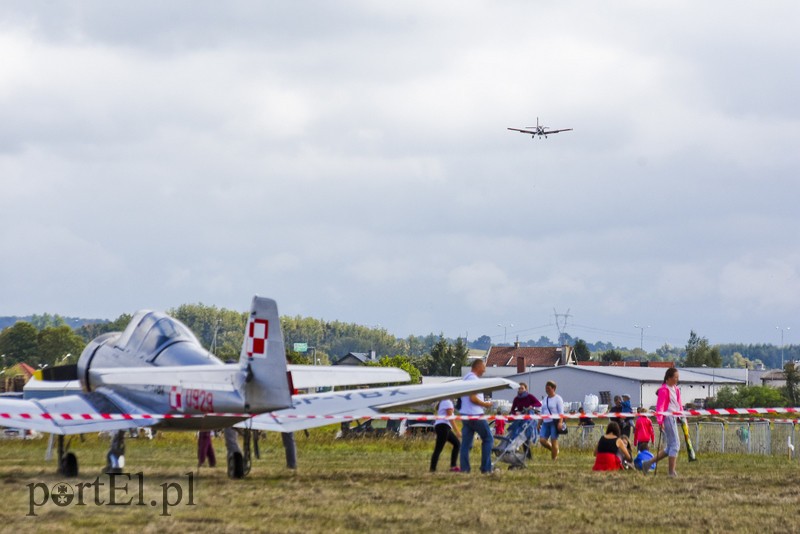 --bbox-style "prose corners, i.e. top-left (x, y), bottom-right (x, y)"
top-left (117, 311), bottom-right (201, 358)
